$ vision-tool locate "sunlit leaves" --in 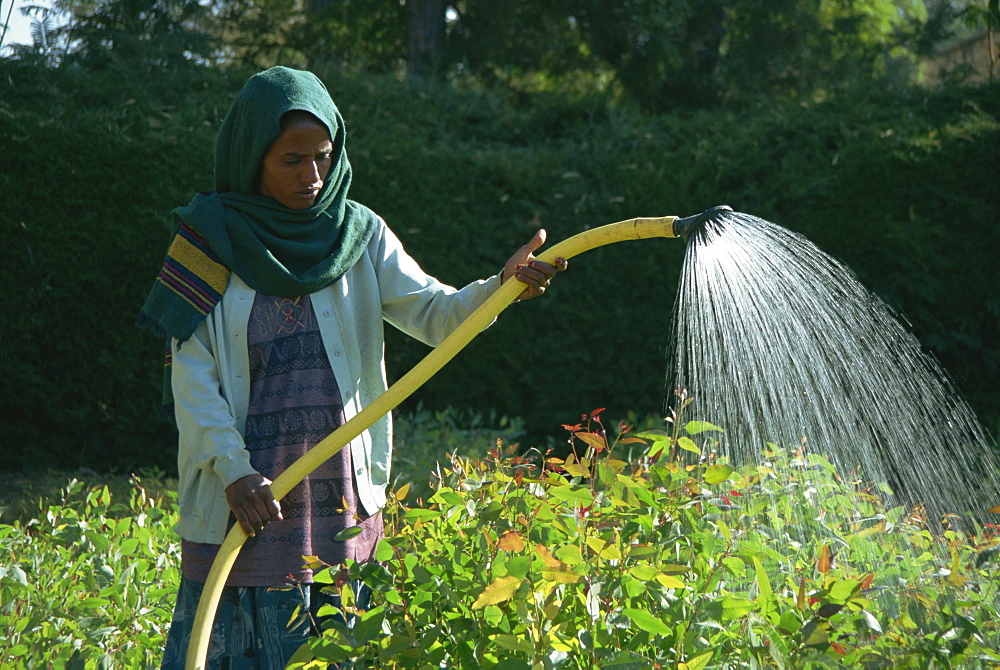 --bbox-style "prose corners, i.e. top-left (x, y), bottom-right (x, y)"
top-left (685, 421), bottom-right (723, 435)
top-left (703, 464), bottom-right (735, 484)
top-left (13, 423), bottom-right (1000, 668)
top-left (472, 575), bottom-right (522, 610)
top-left (623, 608), bottom-right (673, 636)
